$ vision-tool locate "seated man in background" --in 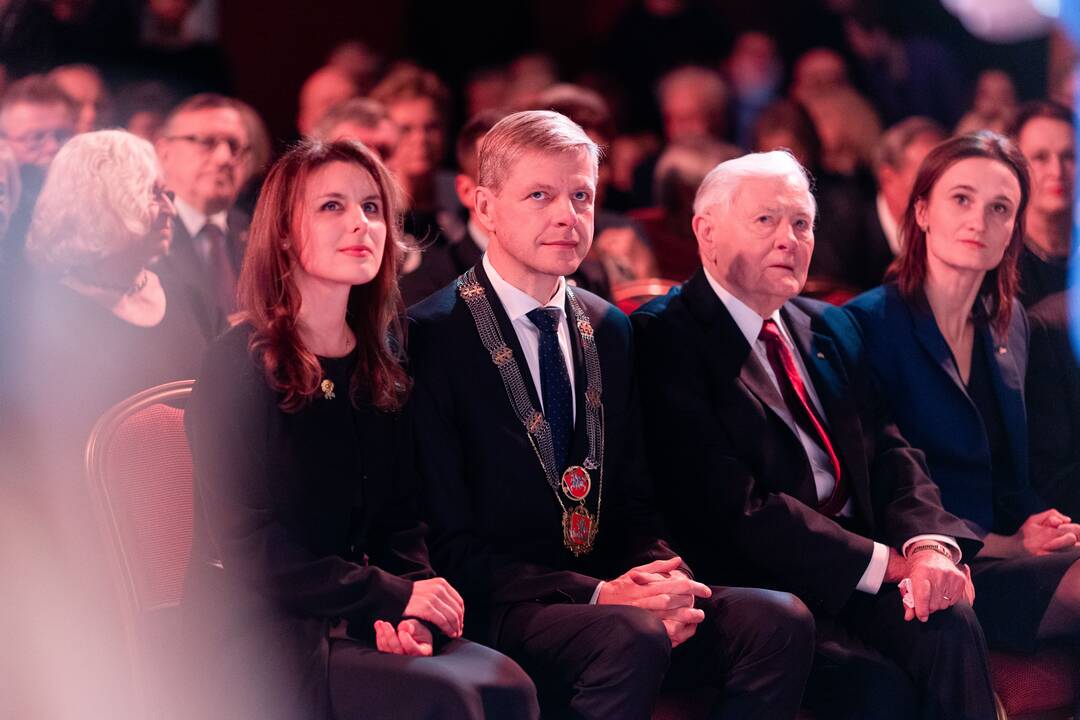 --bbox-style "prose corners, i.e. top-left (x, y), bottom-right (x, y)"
top-left (869, 117), bottom-right (945, 265)
top-left (633, 150), bottom-right (995, 720)
top-left (155, 93), bottom-right (254, 318)
top-left (0, 74), bottom-right (77, 267)
top-left (410, 111), bottom-right (814, 720)
top-left (47, 63), bottom-right (111, 134)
